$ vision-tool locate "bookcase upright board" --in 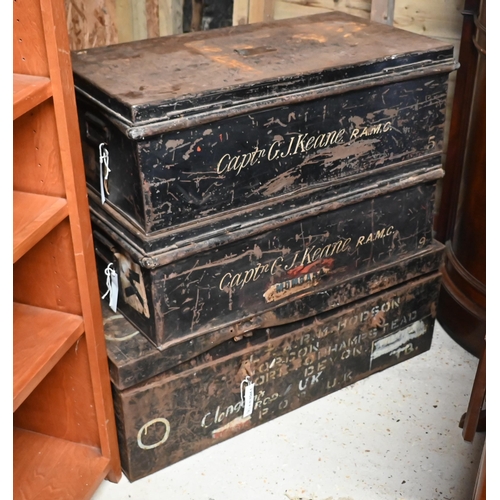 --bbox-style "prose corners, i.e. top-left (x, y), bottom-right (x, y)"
top-left (13, 0), bottom-right (121, 497)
